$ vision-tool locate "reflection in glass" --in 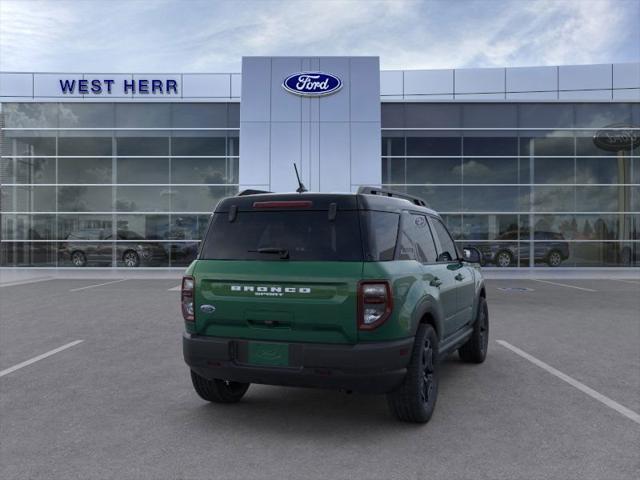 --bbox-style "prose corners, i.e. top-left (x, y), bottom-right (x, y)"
top-left (58, 158), bottom-right (112, 183)
top-left (0, 242), bottom-right (58, 266)
top-left (0, 214), bottom-right (55, 240)
top-left (1, 186), bottom-right (57, 212)
top-left (462, 186), bottom-right (525, 212)
top-left (462, 158), bottom-right (518, 184)
top-left (168, 242), bottom-right (200, 267)
top-left (58, 214), bottom-right (113, 240)
top-left (171, 158), bottom-right (236, 184)
top-left (170, 186), bottom-right (237, 212)
top-left (406, 158), bottom-right (461, 184)
top-left (58, 137), bottom-right (112, 156)
top-left (116, 215), bottom-right (170, 240)
top-left (58, 186), bottom-right (112, 212)
top-left (116, 187), bottom-right (170, 212)
top-left (117, 158), bottom-right (170, 184)
top-left (0, 157), bottom-right (56, 184)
